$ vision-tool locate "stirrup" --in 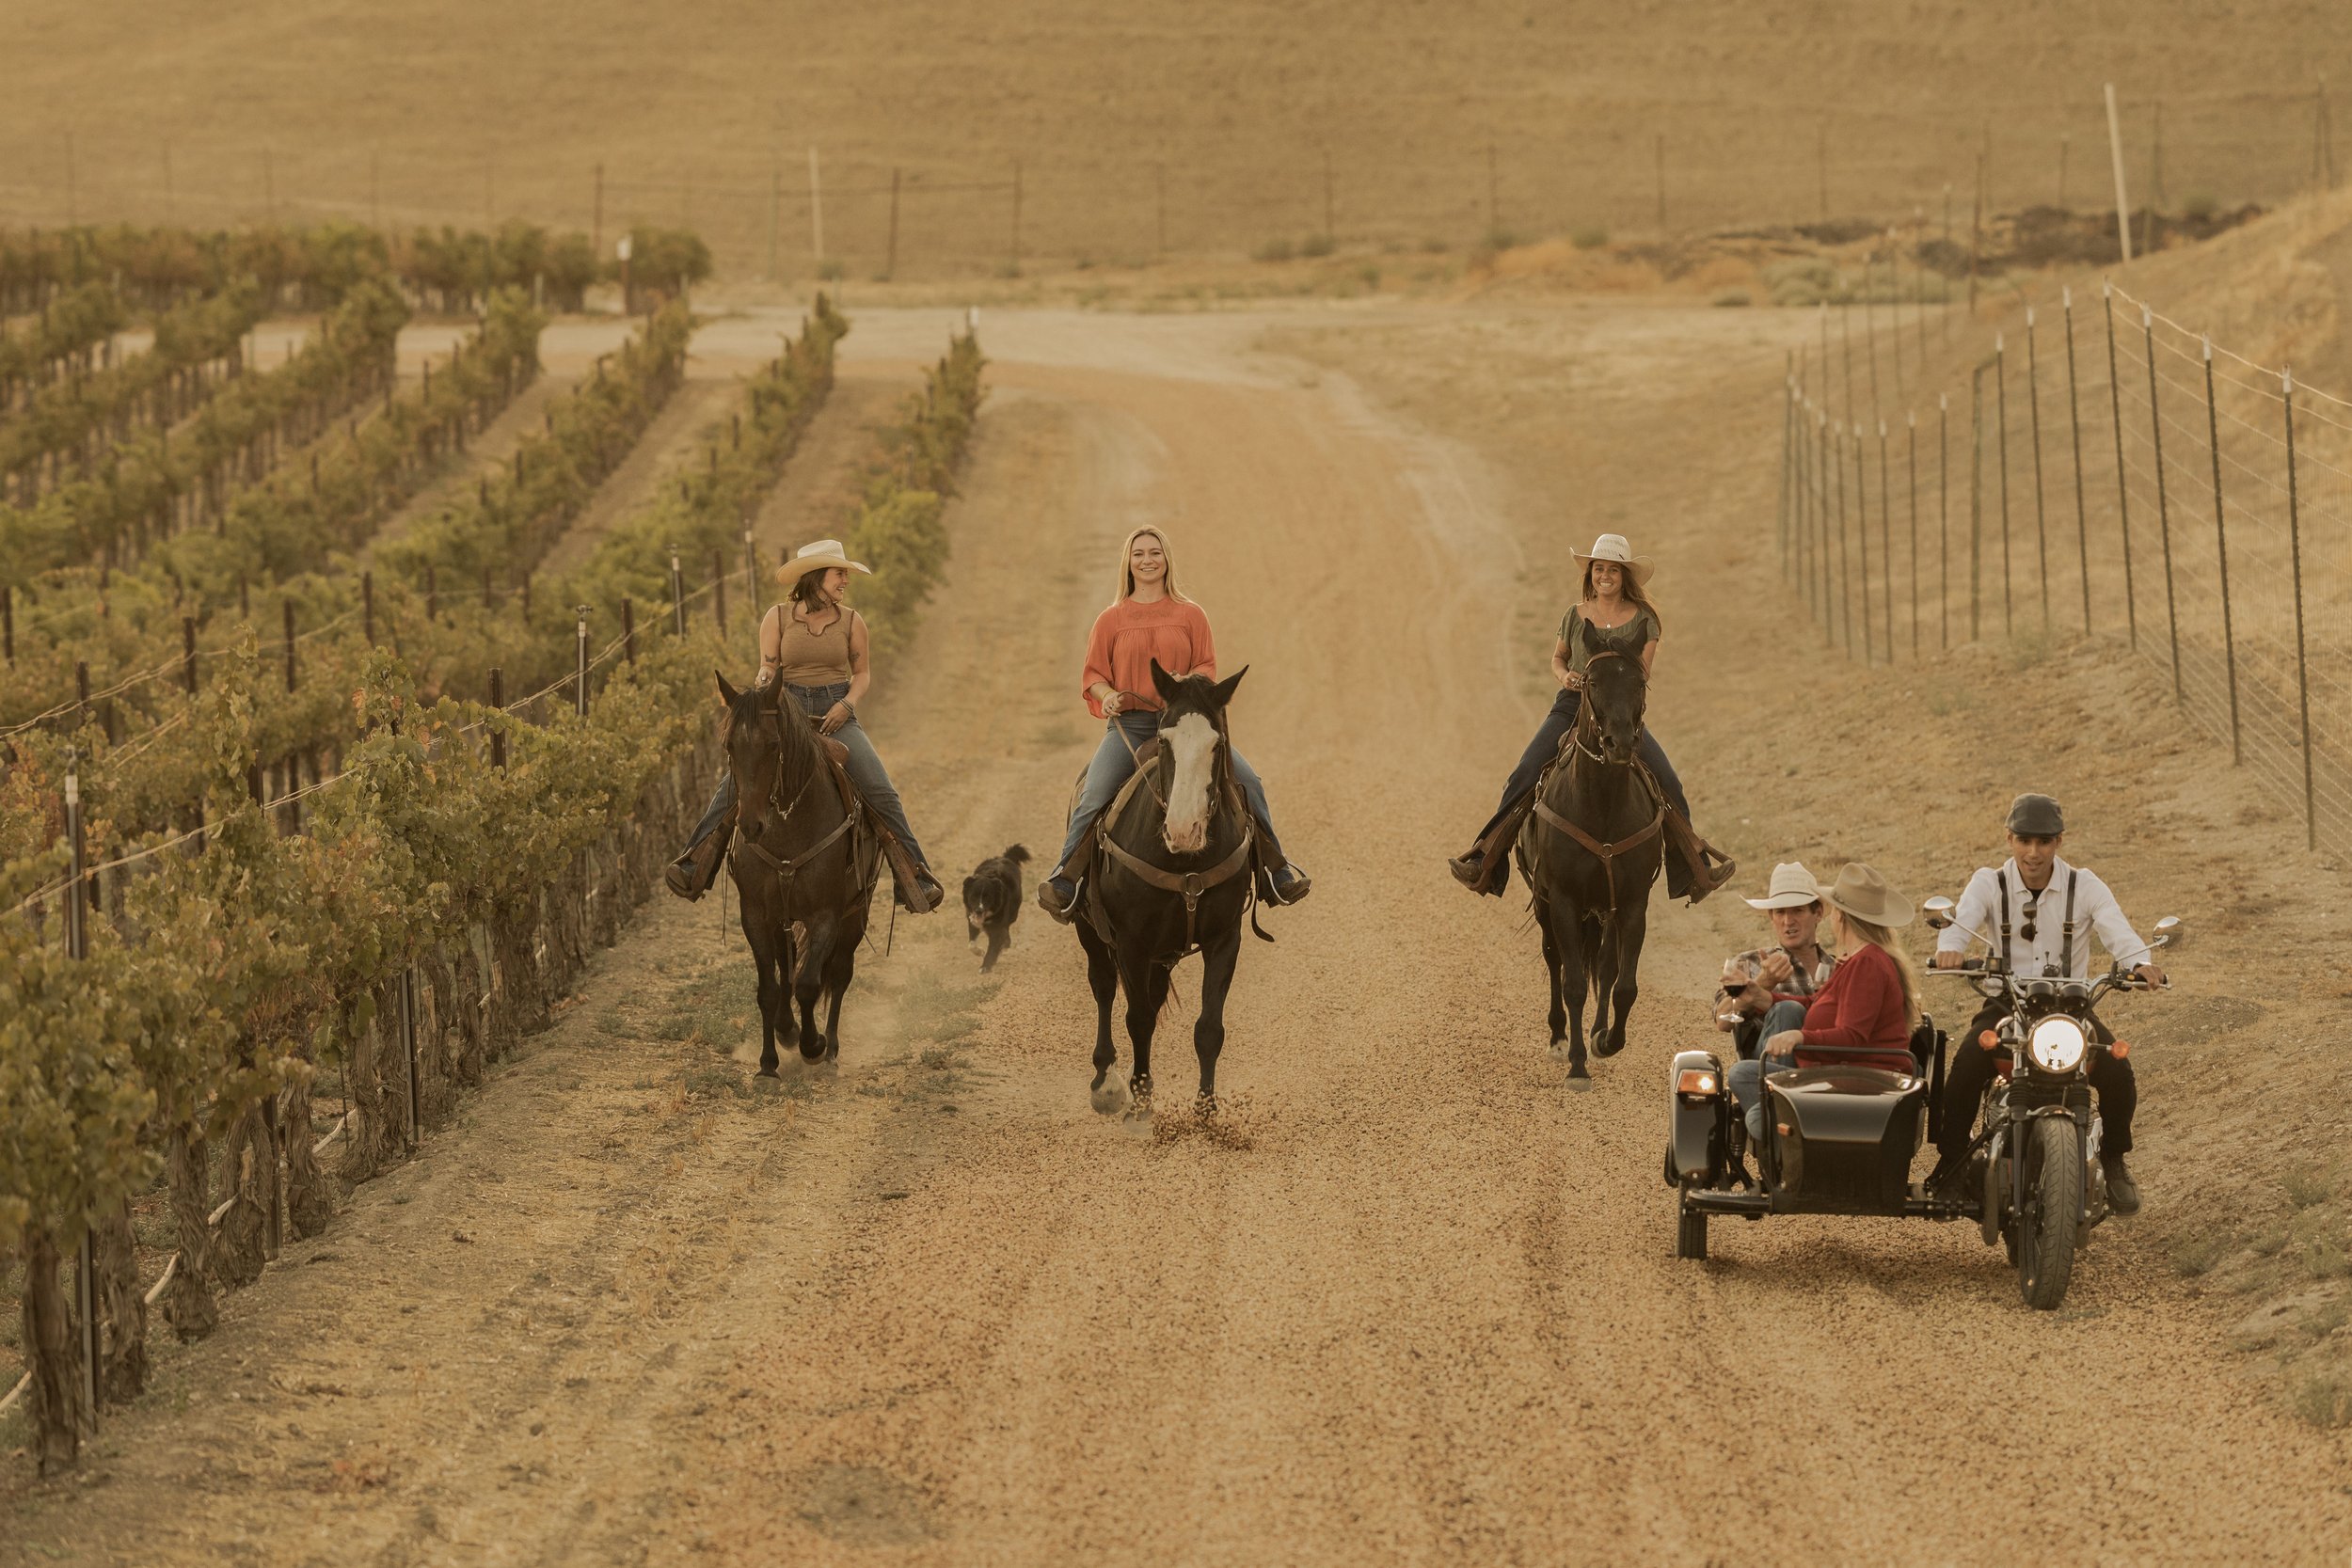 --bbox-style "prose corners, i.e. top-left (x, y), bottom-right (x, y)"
top-left (1038, 875), bottom-right (1082, 925)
